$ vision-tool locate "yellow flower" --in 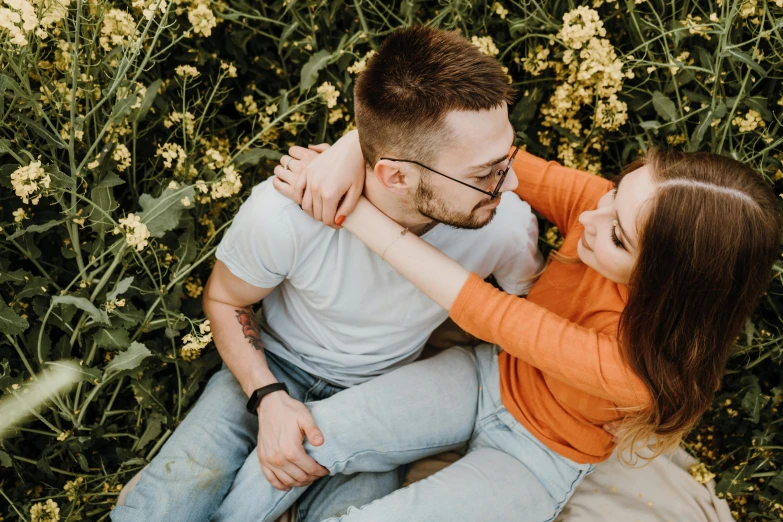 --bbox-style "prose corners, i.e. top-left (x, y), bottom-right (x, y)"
top-left (132, 0), bottom-right (167, 20)
top-left (220, 61), bottom-right (238, 78)
top-left (185, 277), bottom-right (203, 298)
top-left (180, 324), bottom-right (212, 361)
top-left (113, 213), bottom-right (150, 252)
top-left (595, 94), bottom-right (628, 131)
top-left (30, 499), bottom-right (60, 522)
top-left (175, 64), bottom-right (200, 78)
top-left (11, 160), bottom-right (51, 205)
top-left (471, 35), bottom-right (499, 57)
top-left (558, 6), bottom-right (606, 50)
top-left (347, 50), bottom-right (376, 75)
top-left (689, 461), bottom-right (716, 485)
top-left (732, 110), bottom-right (765, 133)
top-left (210, 165), bottom-right (242, 199)
top-left (235, 95), bottom-right (259, 116)
top-left (156, 142), bottom-right (187, 169)
top-left (492, 2), bottom-right (508, 19)
top-left (523, 45), bottom-right (550, 76)
top-left (99, 8), bottom-right (139, 52)
top-left (188, 1), bottom-right (217, 37)
top-left (113, 144), bottom-right (132, 172)
top-left (13, 208), bottom-right (27, 223)
top-left (316, 82), bottom-right (339, 108)
top-left (64, 477), bottom-right (85, 502)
